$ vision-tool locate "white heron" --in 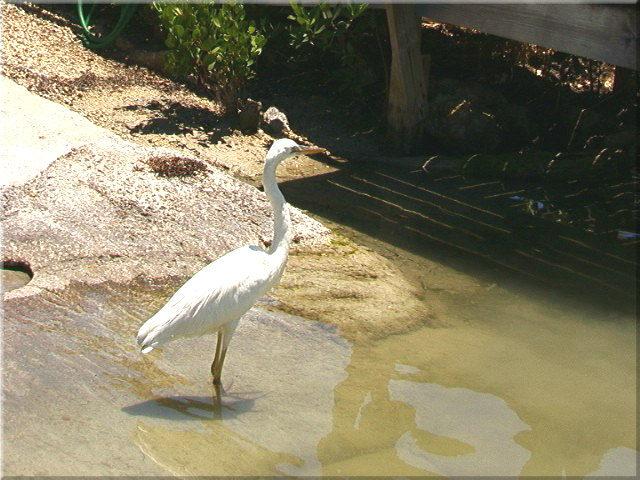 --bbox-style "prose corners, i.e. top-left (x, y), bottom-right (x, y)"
top-left (136, 139), bottom-right (325, 393)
